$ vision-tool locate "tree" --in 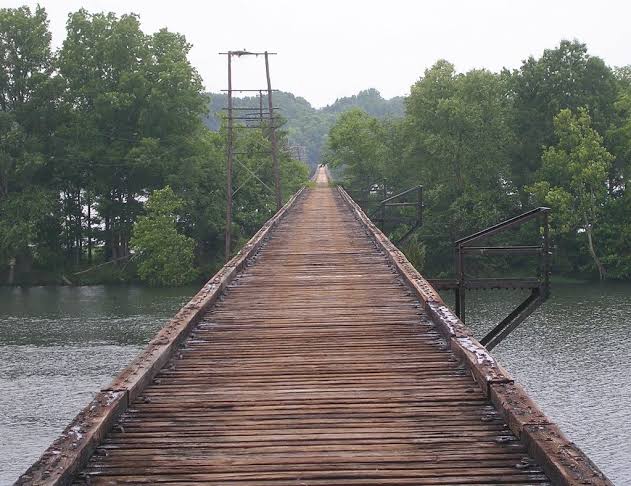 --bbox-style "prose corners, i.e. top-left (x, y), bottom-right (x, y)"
top-left (326, 108), bottom-right (387, 189)
top-left (406, 63), bottom-right (514, 196)
top-left (56, 9), bottom-right (208, 262)
top-left (322, 89), bottom-right (405, 118)
top-left (204, 90), bottom-right (404, 168)
top-left (509, 40), bottom-right (618, 194)
top-left (0, 5), bottom-right (52, 113)
top-left (131, 186), bottom-right (197, 286)
top-left (528, 108), bottom-right (614, 279)
top-left (401, 62), bottom-right (518, 274)
top-left (0, 6), bottom-right (58, 274)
